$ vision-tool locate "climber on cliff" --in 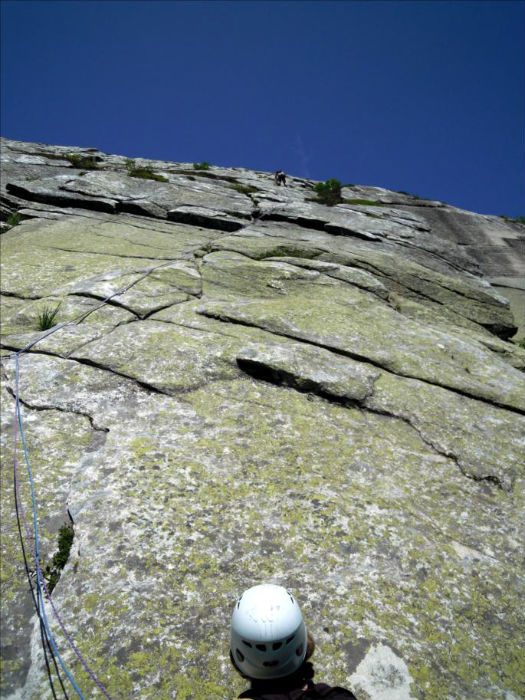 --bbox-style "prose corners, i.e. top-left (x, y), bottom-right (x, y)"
top-left (274, 170), bottom-right (287, 186)
top-left (230, 583), bottom-right (358, 699)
